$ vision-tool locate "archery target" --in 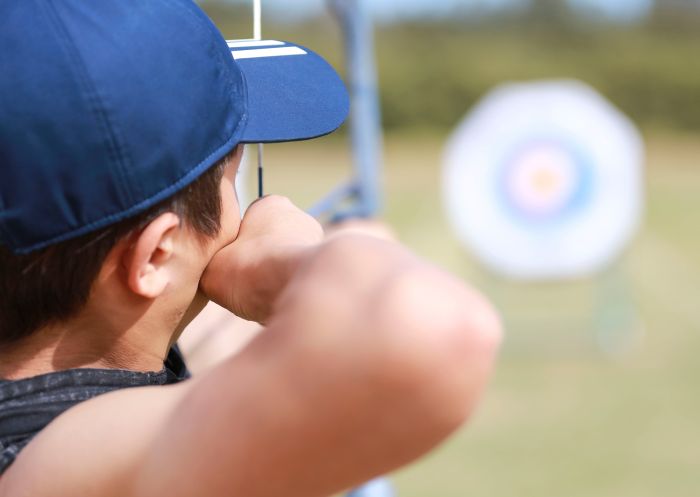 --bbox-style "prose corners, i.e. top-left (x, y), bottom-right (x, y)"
top-left (443, 80), bottom-right (644, 280)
